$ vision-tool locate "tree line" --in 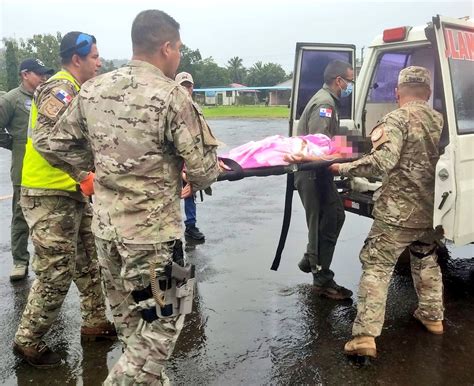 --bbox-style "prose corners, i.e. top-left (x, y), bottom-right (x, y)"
top-left (0, 33), bottom-right (291, 92)
top-left (177, 46), bottom-right (291, 88)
